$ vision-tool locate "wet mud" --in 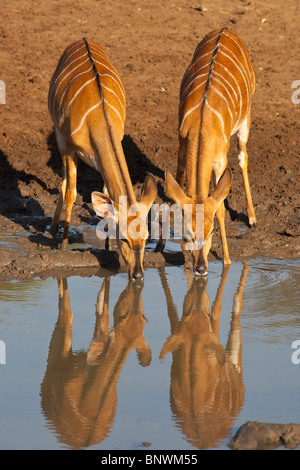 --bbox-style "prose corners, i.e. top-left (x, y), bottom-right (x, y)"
top-left (0, 0), bottom-right (299, 281)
